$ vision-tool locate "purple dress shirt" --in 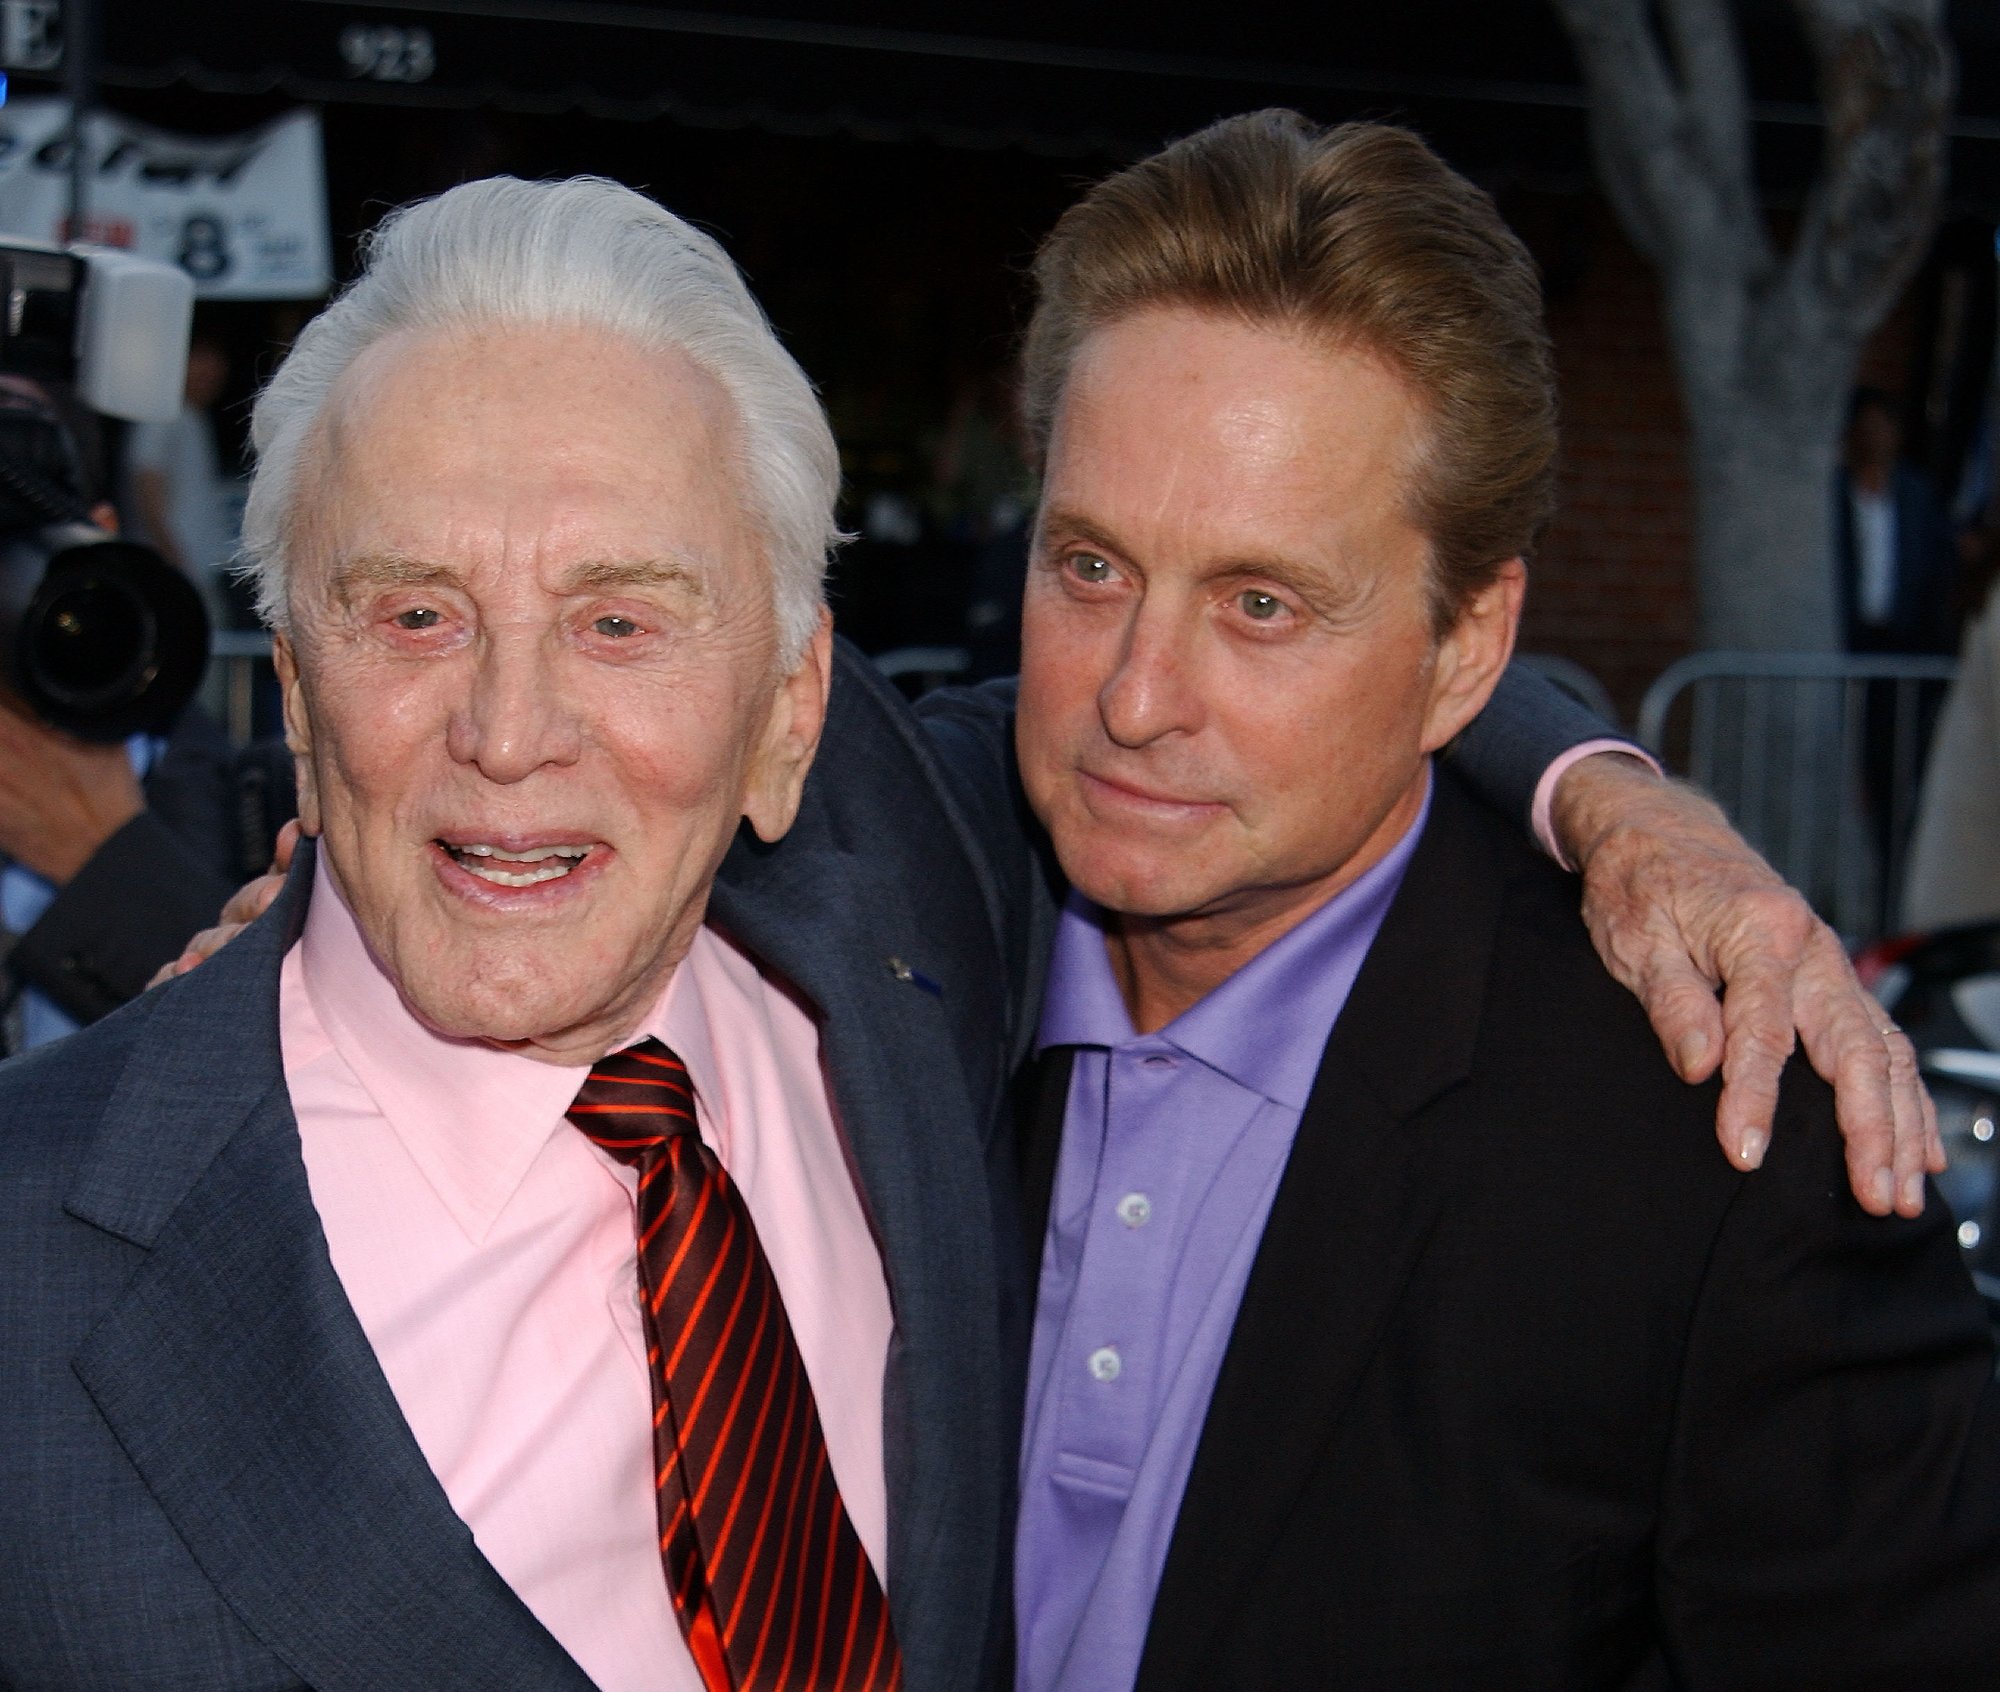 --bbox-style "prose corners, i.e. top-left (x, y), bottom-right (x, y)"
top-left (1015, 777), bottom-right (1432, 1692)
